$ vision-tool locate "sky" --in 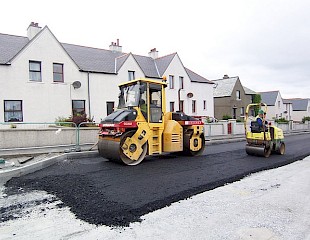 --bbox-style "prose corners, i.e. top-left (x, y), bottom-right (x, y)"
top-left (1, 0), bottom-right (309, 98)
